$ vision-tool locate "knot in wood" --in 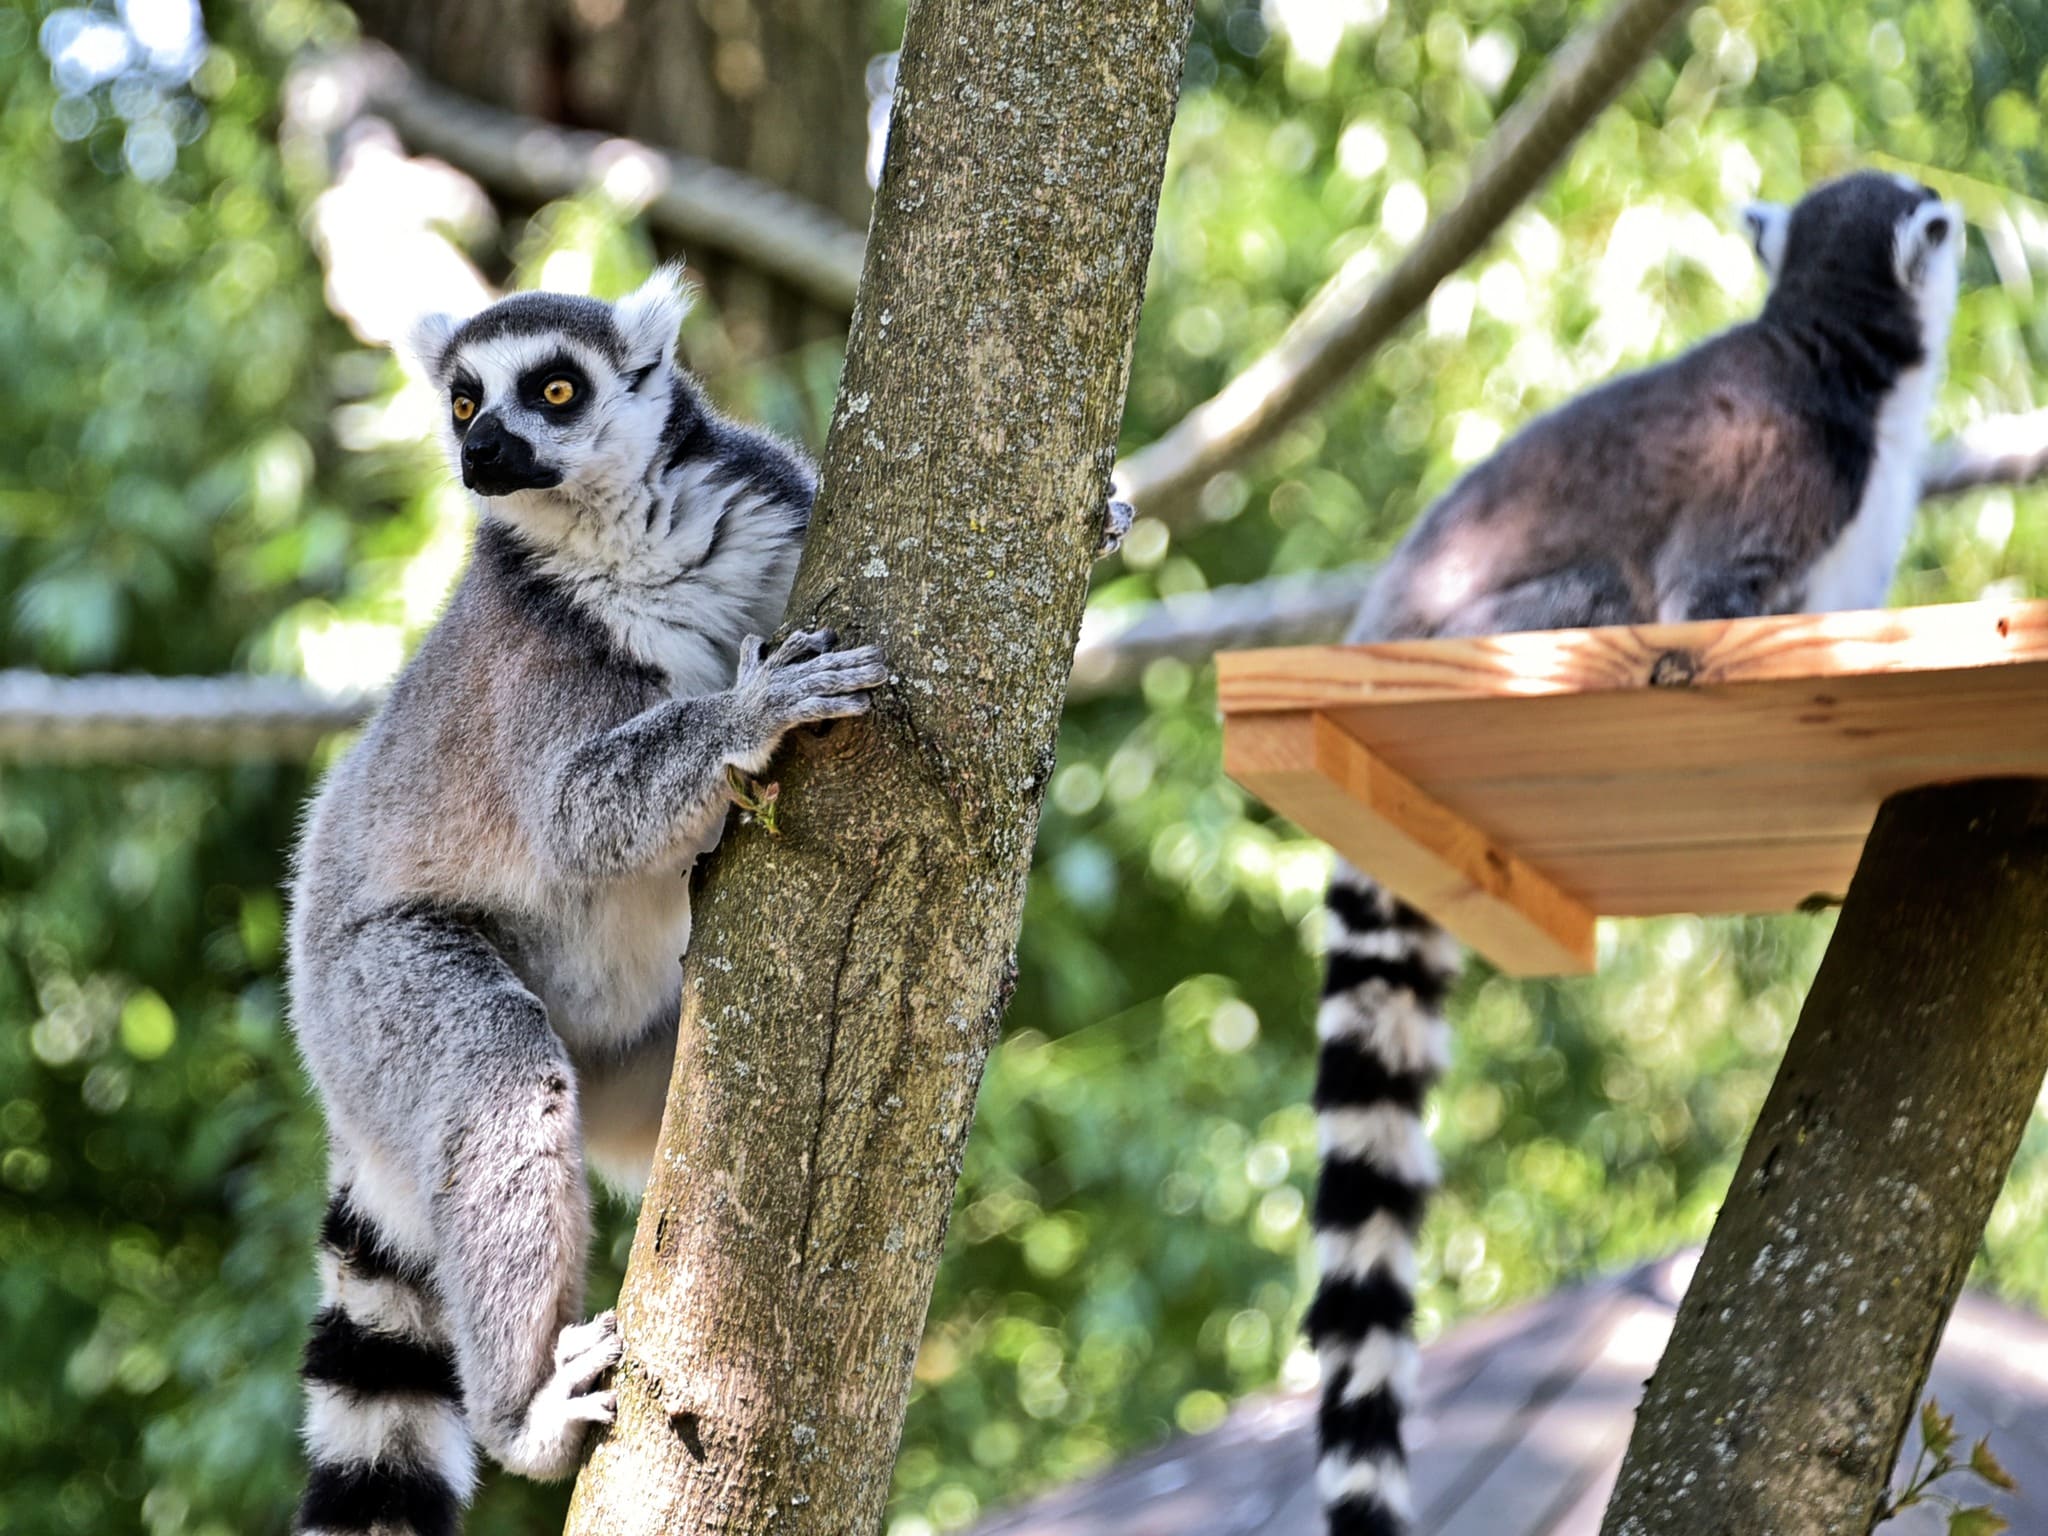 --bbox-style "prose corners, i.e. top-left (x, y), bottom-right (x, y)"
top-left (1648, 649), bottom-right (1700, 688)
